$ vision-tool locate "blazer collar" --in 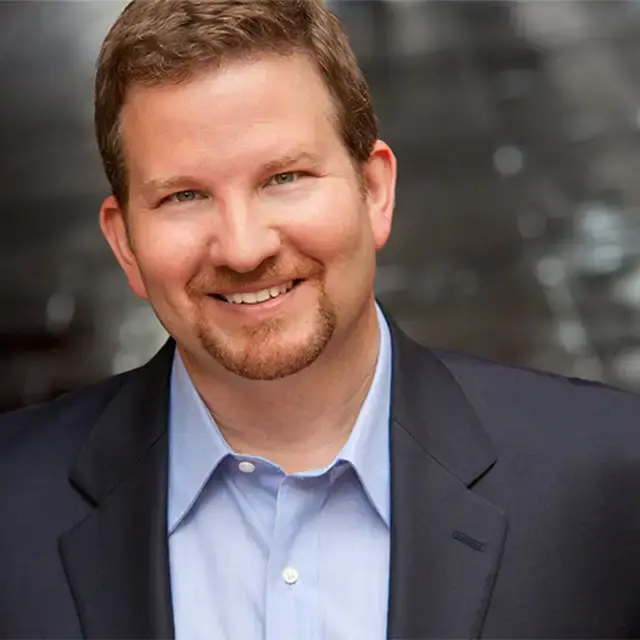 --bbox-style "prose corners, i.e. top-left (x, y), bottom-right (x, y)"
top-left (388, 315), bottom-right (497, 486)
top-left (386, 316), bottom-right (507, 639)
top-left (68, 340), bottom-right (175, 503)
